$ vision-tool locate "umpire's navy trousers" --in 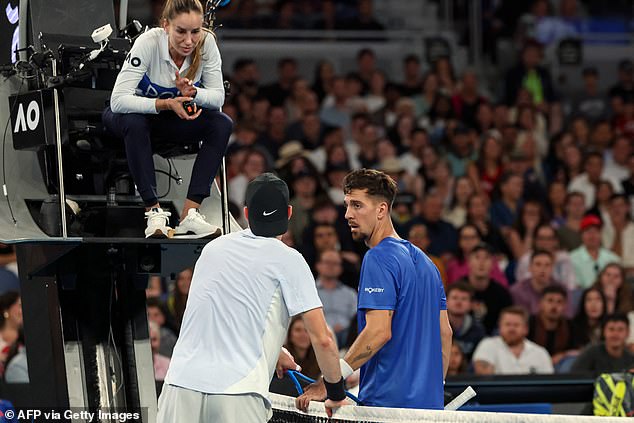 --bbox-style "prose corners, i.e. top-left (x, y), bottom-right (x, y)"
top-left (102, 106), bottom-right (232, 207)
